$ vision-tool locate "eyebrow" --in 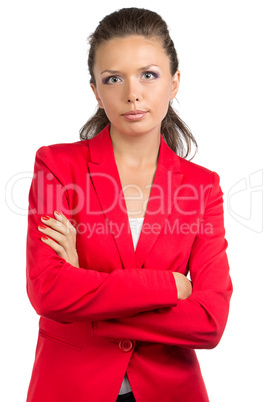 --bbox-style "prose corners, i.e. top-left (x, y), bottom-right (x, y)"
top-left (100, 64), bottom-right (160, 75)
